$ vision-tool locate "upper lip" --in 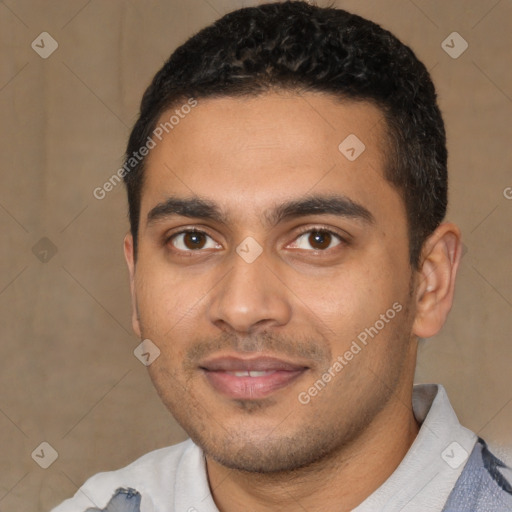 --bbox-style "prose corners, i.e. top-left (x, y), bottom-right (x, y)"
top-left (199, 355), bottom-right (308, 372)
